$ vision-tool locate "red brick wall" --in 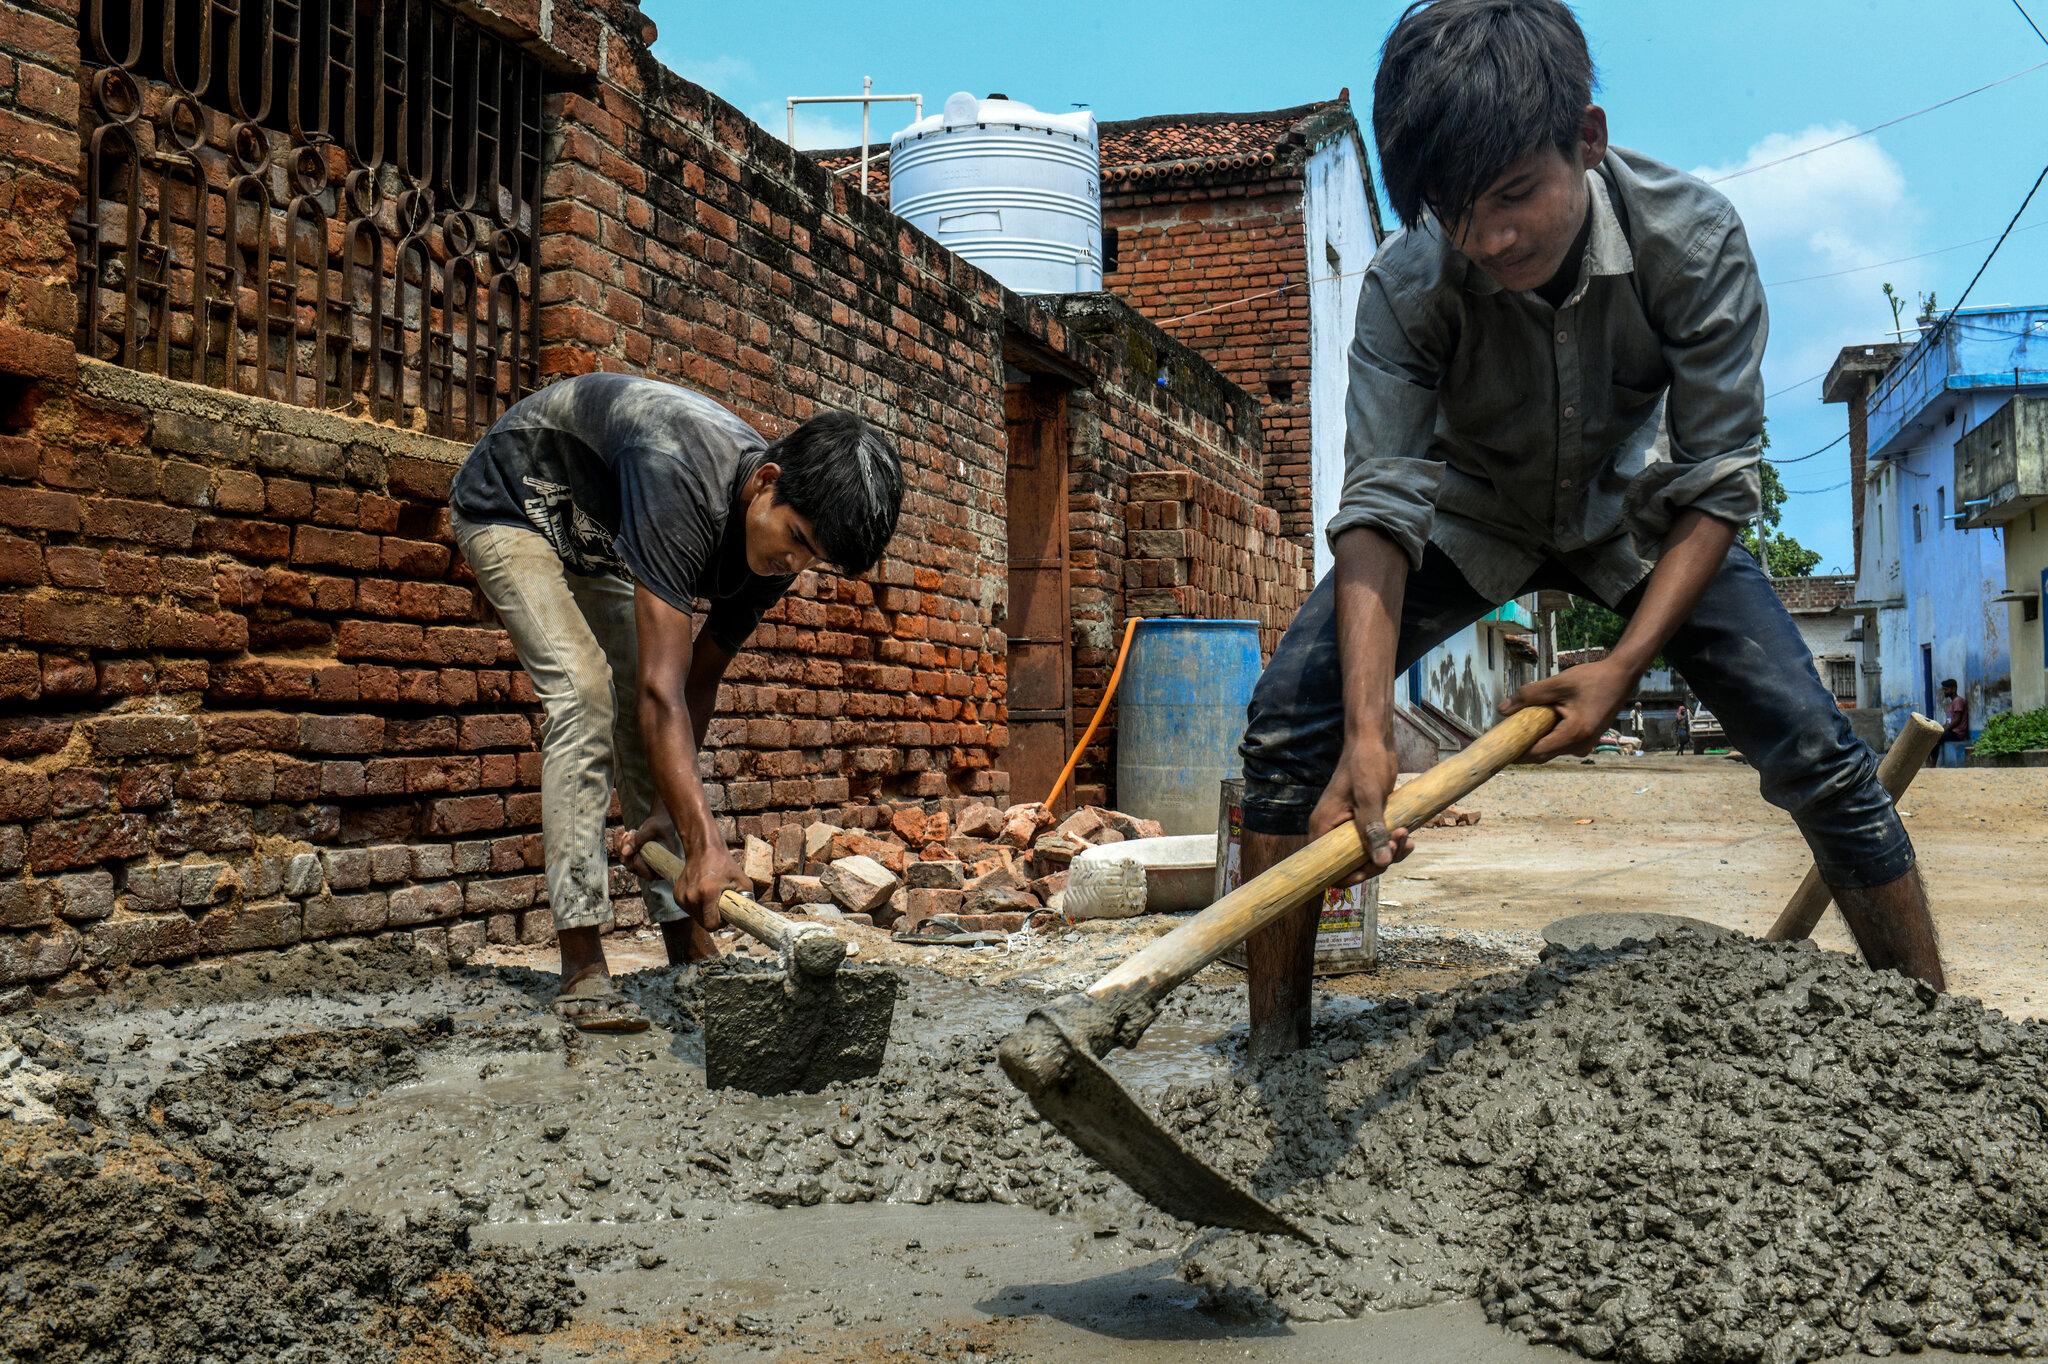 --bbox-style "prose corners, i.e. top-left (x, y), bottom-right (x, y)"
top-left (1125, 471), bottom-right (1311, 658)
top-left (0, 0), bottom-right (1295, 992)
top-left (1104, 177), bottom-right (1315, 550)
